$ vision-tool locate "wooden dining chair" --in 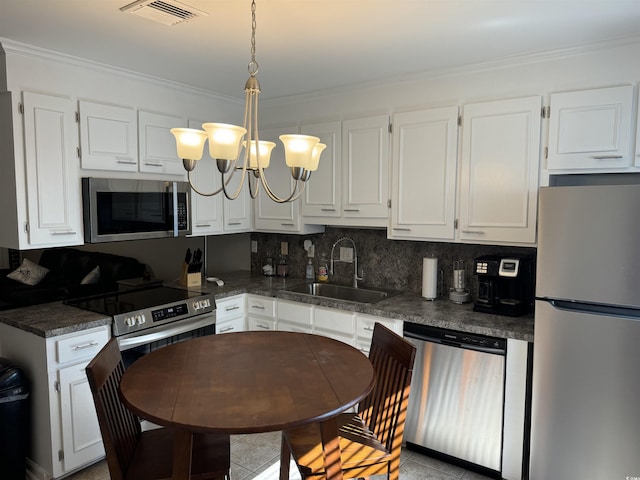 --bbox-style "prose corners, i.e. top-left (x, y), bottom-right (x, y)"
top-left (85, 338), bottom-right (231, 480)
top-left (280, 322), bottom-right (416, 480)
